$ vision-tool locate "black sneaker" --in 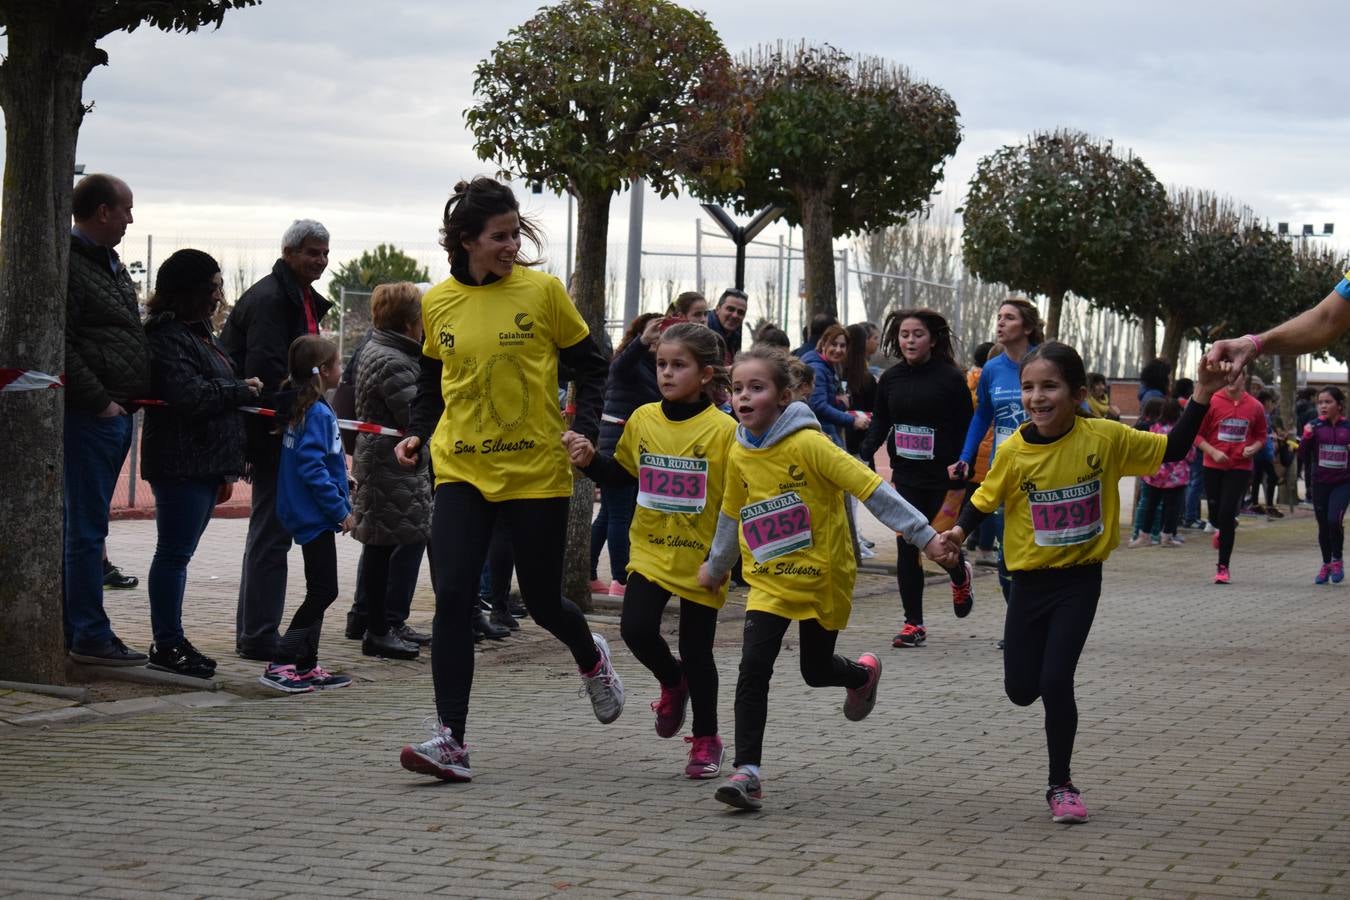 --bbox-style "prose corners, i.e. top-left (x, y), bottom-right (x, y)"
top-left (178, 638), bottom-right (217, 671)
top-left (70, 636), bottom-right (148, 667)
top-left (147, 642), bottom-right (216, 679)
top-left (506, 593), bottom-right (527, 618)
top-left (344, 609), bottom-right (367, 640)
top-left (102, 562), bottom-right (139, 590)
